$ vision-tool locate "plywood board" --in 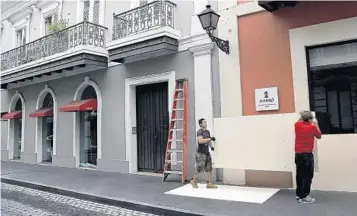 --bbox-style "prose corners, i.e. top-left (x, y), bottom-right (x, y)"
top-left (212, 113), bottom-right (300, 172)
